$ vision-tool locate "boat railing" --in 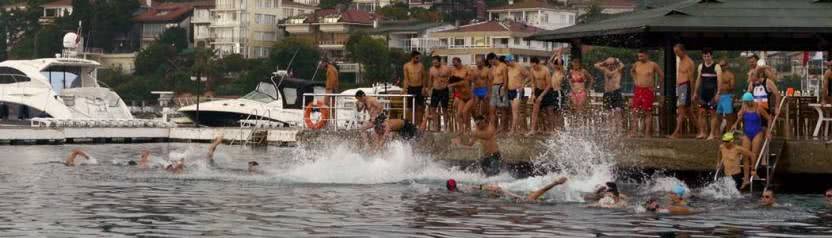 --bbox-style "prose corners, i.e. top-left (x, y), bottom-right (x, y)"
top-left (303, 93), bottom-right (415, 131)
